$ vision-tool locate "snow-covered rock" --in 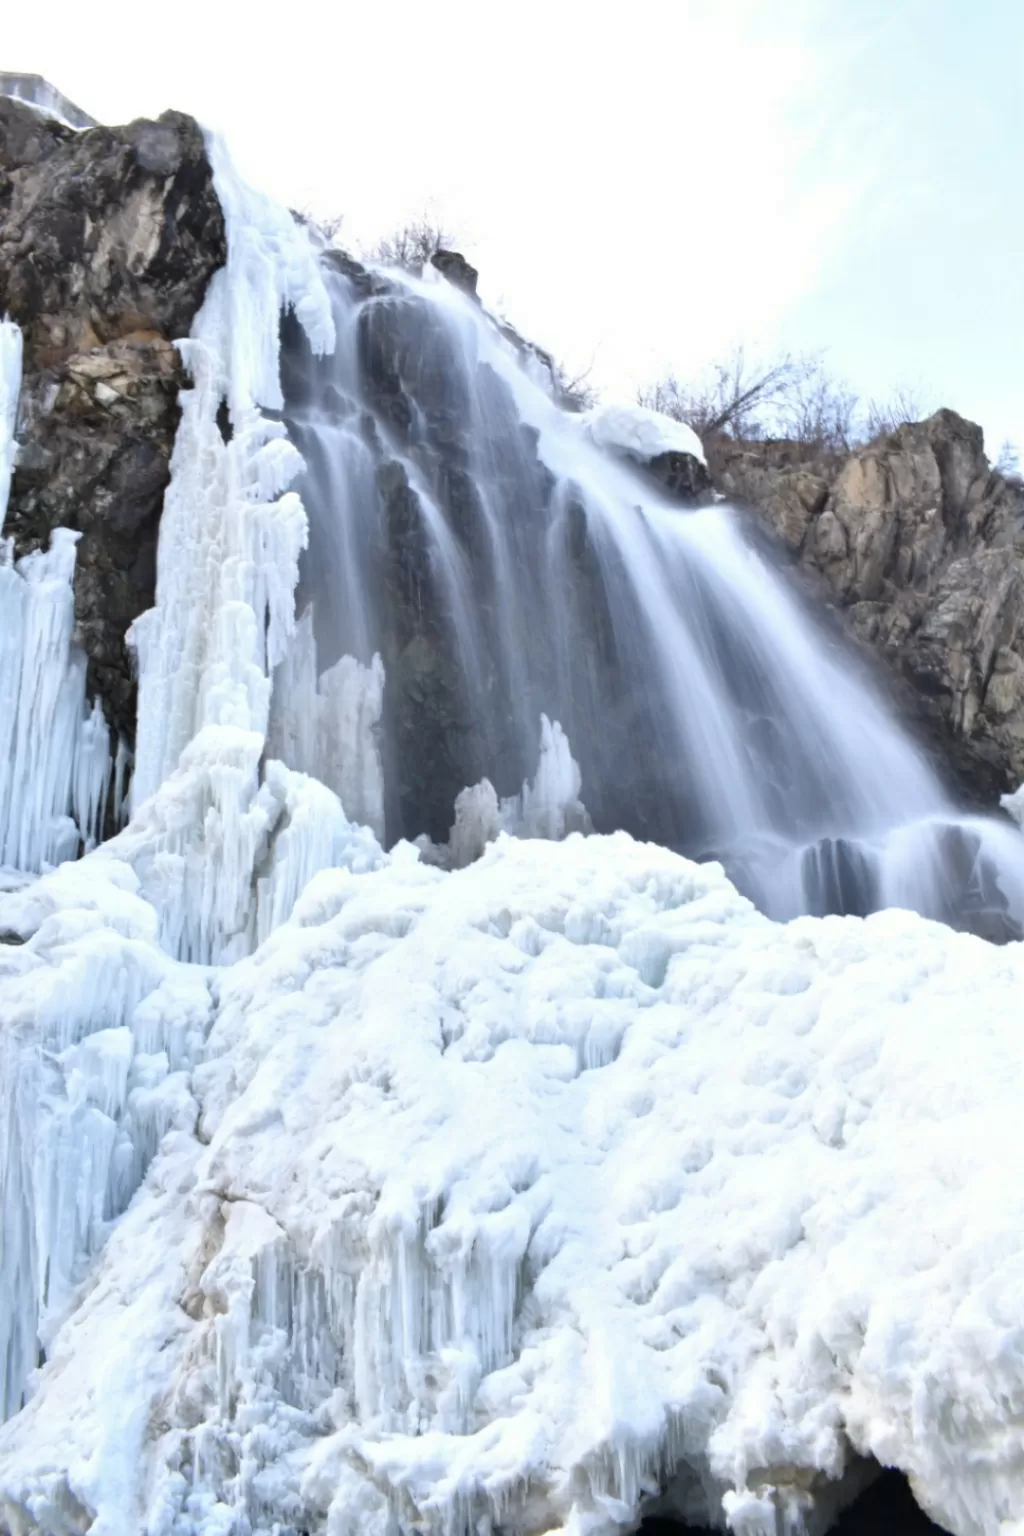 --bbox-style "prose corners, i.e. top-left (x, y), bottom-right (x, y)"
top-left (2, 831), bottom-right (1023, 1536)
top-left (583, 402), bottom-right (708, 468)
